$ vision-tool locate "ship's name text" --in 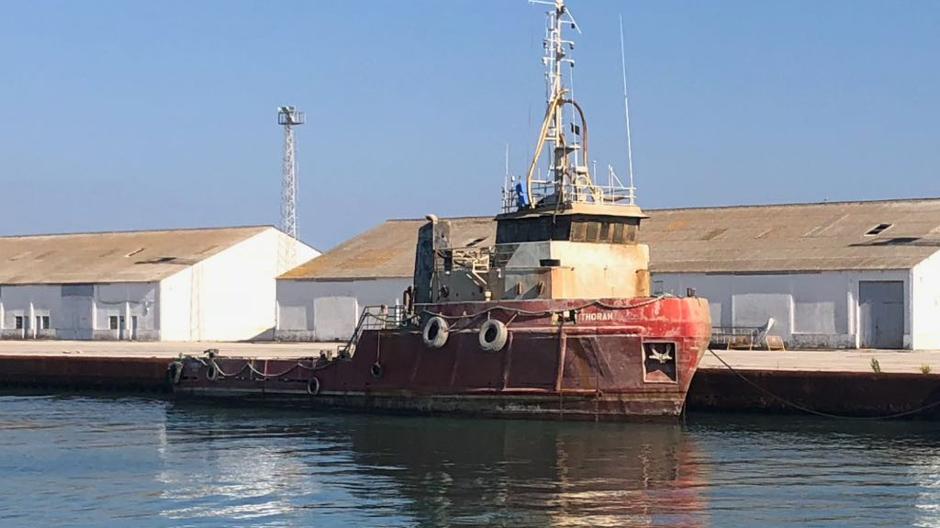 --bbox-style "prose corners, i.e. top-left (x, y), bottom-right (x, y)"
top-left (579, 312), bottom-right (614, 322)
